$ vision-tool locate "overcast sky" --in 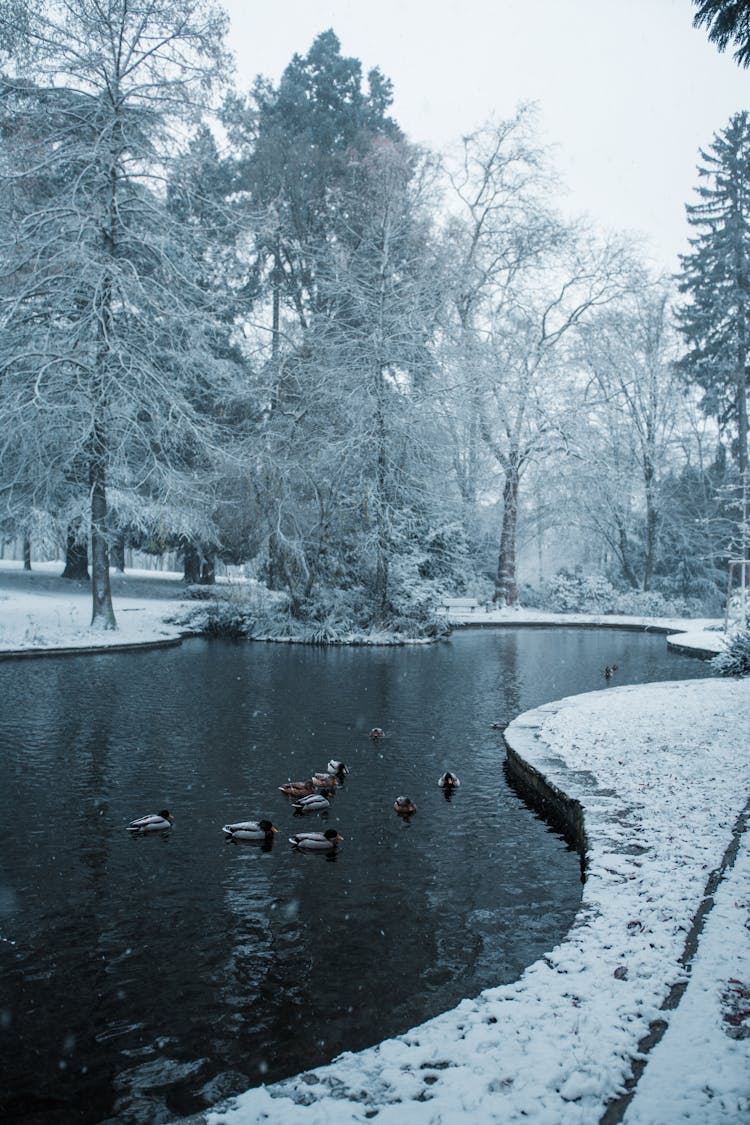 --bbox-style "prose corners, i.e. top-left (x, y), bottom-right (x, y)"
top-left (220, 0), bottom-right (750, 273)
